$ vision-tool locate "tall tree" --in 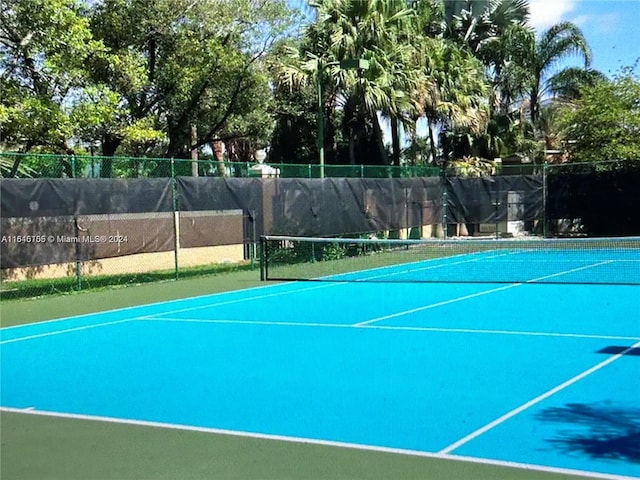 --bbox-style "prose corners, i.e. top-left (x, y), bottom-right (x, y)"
top-left (277, 0), bottom-right (418, 166)
top-left (525, 21), bottom-right (591, 124)
top-left (275, 0), bottom-right (491, 167)
top-left (412, 38), bottom-right (489, 163)
top-left (90, 0), bottom-right (294, 164)
top-left (0, 0), bottom-right (102, 156)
